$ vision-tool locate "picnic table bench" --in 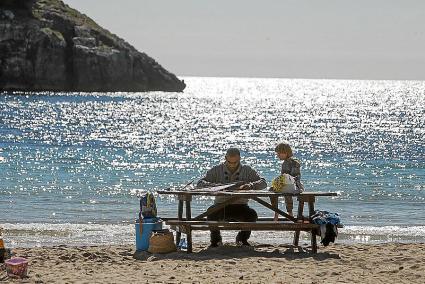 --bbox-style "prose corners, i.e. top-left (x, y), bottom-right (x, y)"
top-left (158, 189), bottom-right (339, 253)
